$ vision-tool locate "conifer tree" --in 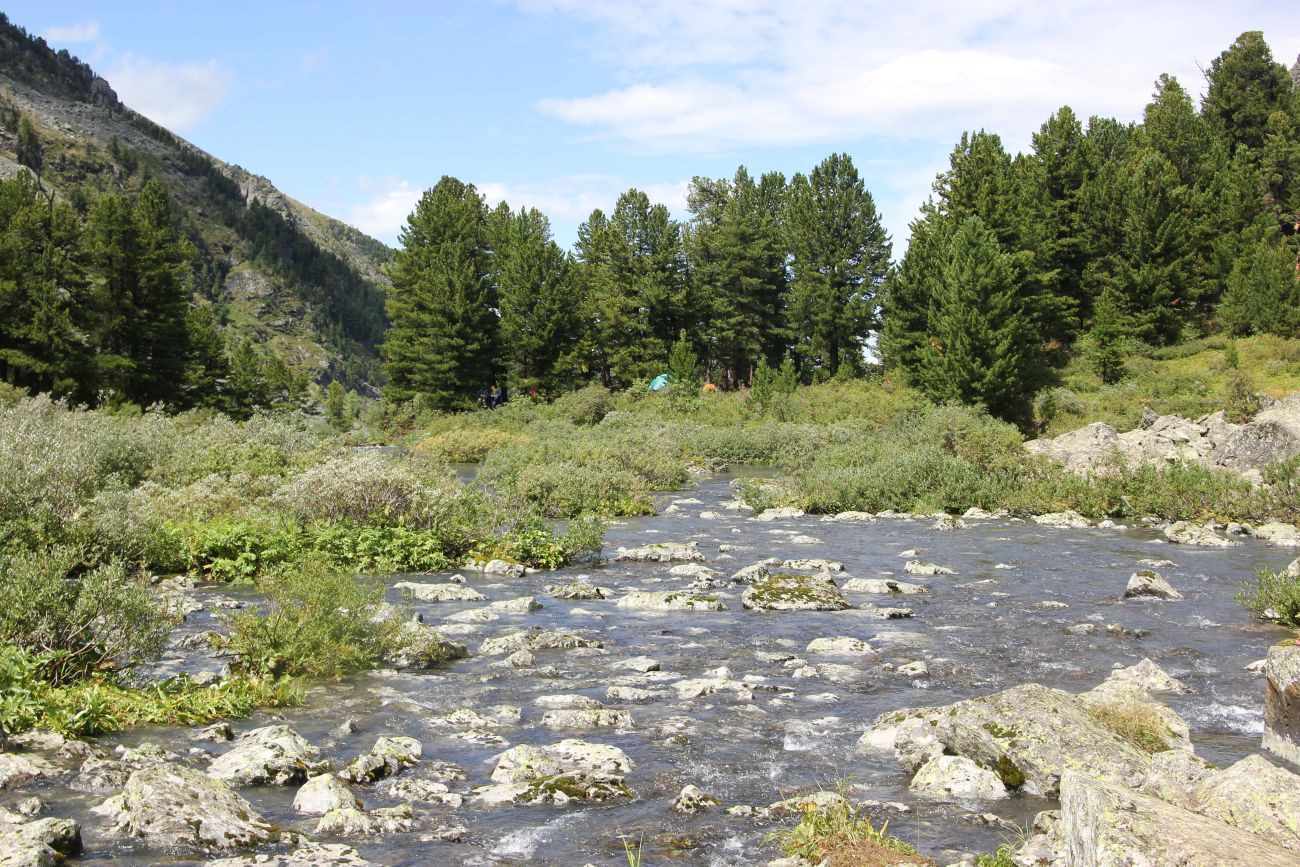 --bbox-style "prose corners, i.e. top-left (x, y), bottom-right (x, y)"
top-left (488, 203), bottom-right (581, 392)
top-left (1086, 286), bottom-right (1133, 384)
top-left (666, 329), bottom-right (699, 390)
top-left (785, 153), bottom-right (890, 376)
top-left (913, 216), bottom-right (1041, 427)
top-left (1221, 234), bottom-right (1300, 336)
top-left (15, 115), bottom-right (42, 182)
top-left (382, 176), bottom-right (497, 408)
top-left (1204, 32), bottom-right (1295, 156)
